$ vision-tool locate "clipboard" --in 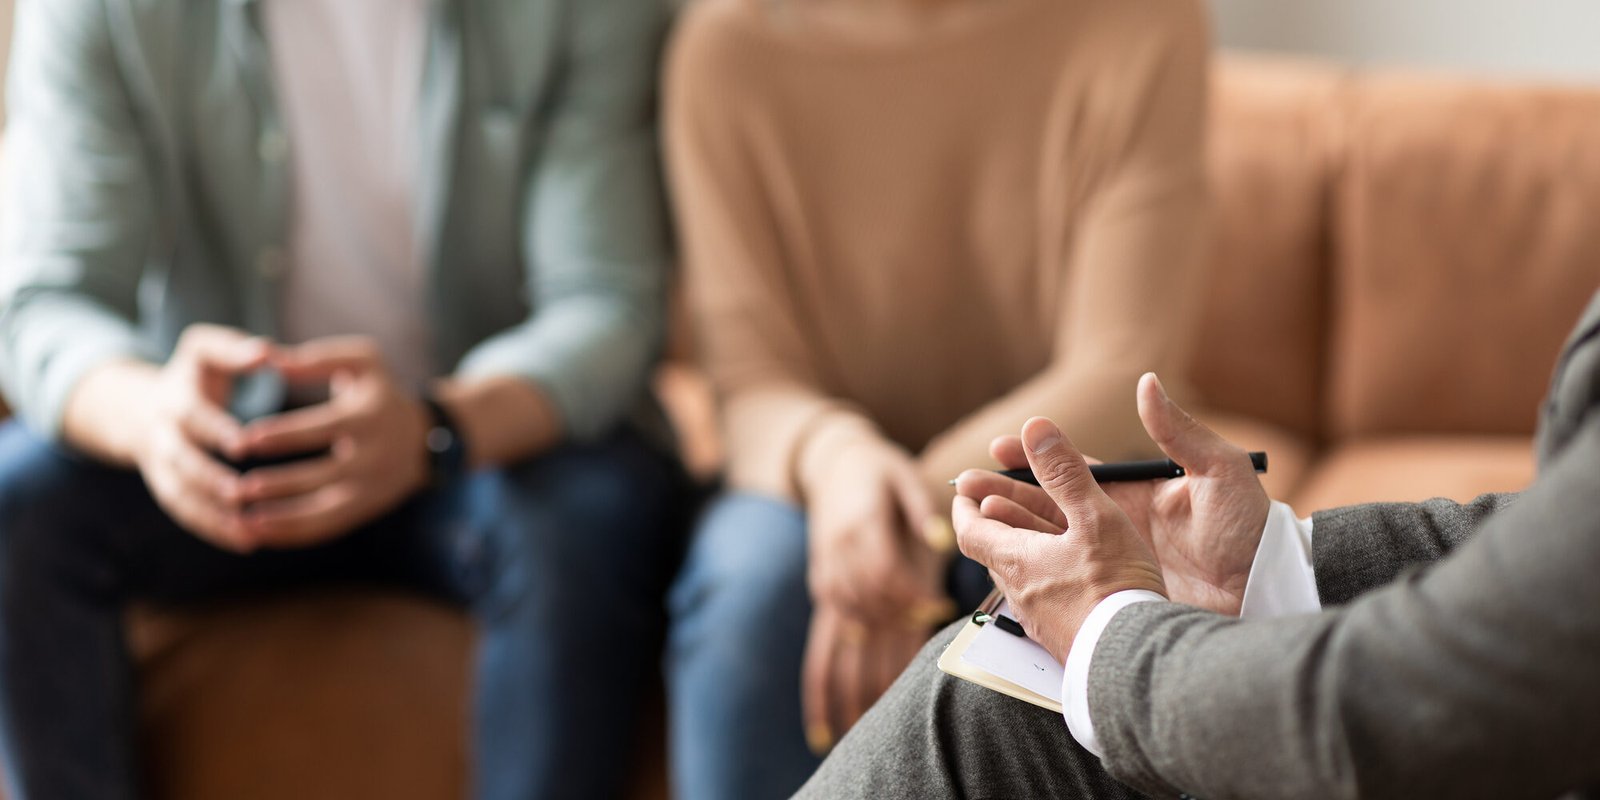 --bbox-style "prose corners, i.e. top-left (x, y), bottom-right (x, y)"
top-left (937, 589), bottom-right (1065, 713)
